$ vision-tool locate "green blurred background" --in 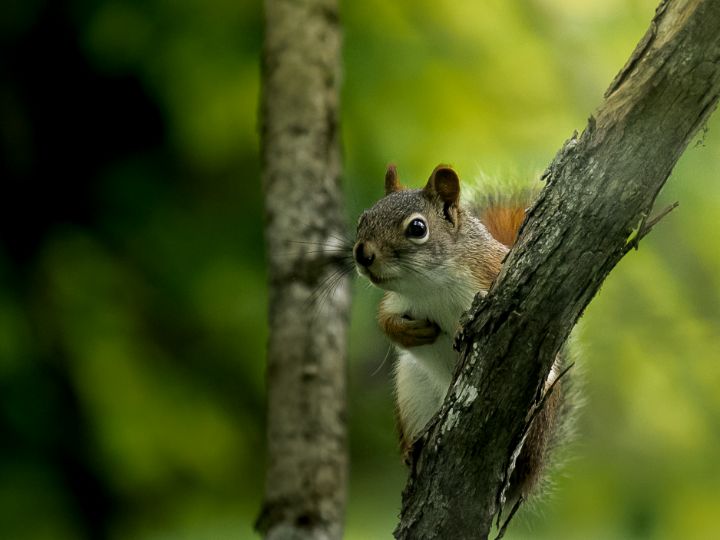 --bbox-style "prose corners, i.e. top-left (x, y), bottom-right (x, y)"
top-left (1, 0), bottom-right (719, 538)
